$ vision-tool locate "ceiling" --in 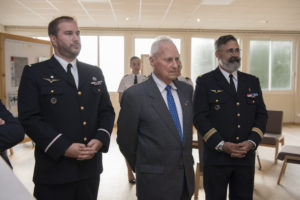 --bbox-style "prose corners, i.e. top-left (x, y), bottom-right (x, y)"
top-left (0, 0), bottom-right (300, 31)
